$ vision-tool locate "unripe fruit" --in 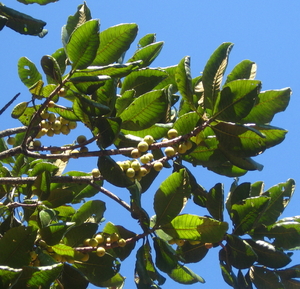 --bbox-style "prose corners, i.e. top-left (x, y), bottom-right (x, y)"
top-left (137, 167), bottom-right (148, 177)
top-left (118, 238), bottom-right (127, 247)
top-left (33, 258), bottom-right (40, 267)
top-left (7, 137), bottom-right (16, 146)
top-left (77, 135), bottom-right (87, 144)
top-left (185, 140), bottom-right (193, 150)
top-left (178, 143), bottom-right (187, 154)
top-left (131, 160), bottom-right (141, 171)
top-left (189, 240), bottom-right (201, 245)
top-left (40, 111), bottom-right (49, 120)
top-left (96, 247), bottom-right (106, 257)
top-left (58, 87), bottom-right (66, 97)
top-left (30, 251), bottom-right (38, 261)
top-left (91, 168), bottom-right (100, 178)
top-left (175, 239), bottom-right (185, 247)
top-left (59, 117), bottom-right (69, 125)
top-left (70, 149), bottom-right (79, 158)
top-left (131, 148), bottom-right (141, 159)
top-left (40, 120), bottom-right (49, 129)
top-left (140, 155), bottom-right (150, 164)
top-left (80, 253), bottom-right (89, 262)
top-left (52, 120), bottom-right (62, 130)
top-left (33, 140), bottom-right (41, 147)
top-left (48, 113), bottom-right (56, 123)
top-left (48, 101), bottom-right (55, 108)
top-left (126, 168), bottom-right (135, 178)
top-left (88, 238), bottom-right (98, 247)
top-left (95, 234), bottom-right (104, 244)
top-left (83, 238), bottom-right (90, 246)
top-left (110, 233), bottom-right (119, 243)
top-left (53, 253), bottom-right (62, 262)
top-left (146, 153), bottom-right (154, 161)
top-left (80, 146), bottom-right (89, 153)
top-left (65, 256), bottom-right (74, 264)
top-left (164, 146), bottom-right (176, 157)
top-left (167, 128), bottom-right (178, 139)
top-left (120, 161), bottom-right (130, 171)
top-left (168, 239), bottom-right (176, 245)
top-left (143, 135), bottom-right (154, 145)
top-left (68, 121), bottom-right (77, 130)
top-left (153, 161), bottom-right (163, 172)
top-left (137, 141), bottom-right (149, 152)
top-left (60, 125), bottom-right (70, 135)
